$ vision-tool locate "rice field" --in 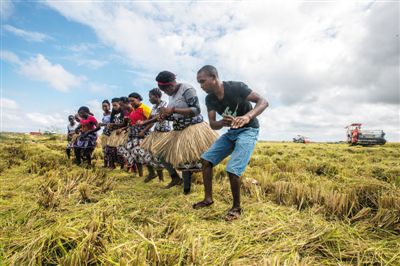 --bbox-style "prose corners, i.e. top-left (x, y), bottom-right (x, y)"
top-left (0, 133), bottom-right (399, 265)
